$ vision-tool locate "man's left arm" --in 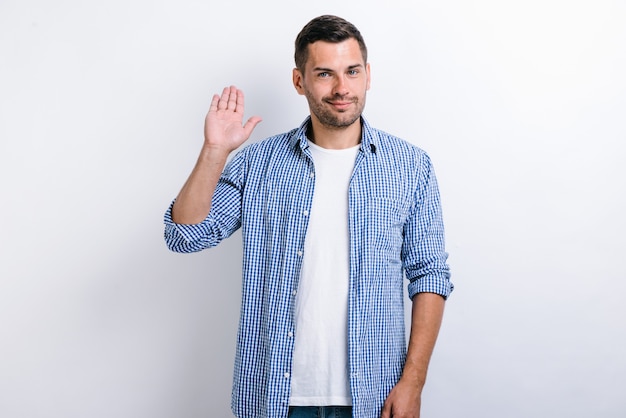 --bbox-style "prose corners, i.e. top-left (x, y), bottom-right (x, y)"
top-left (380, 292), bottom-right (445, 418)
top-left (381, 151), bottom-right (451, 418)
